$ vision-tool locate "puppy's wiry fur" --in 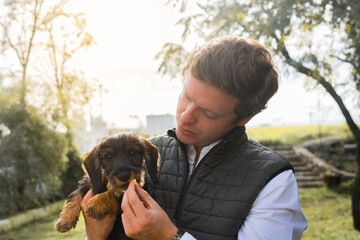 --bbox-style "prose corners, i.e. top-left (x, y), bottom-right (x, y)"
top-left (56, 134), bottom-right (159, 237)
